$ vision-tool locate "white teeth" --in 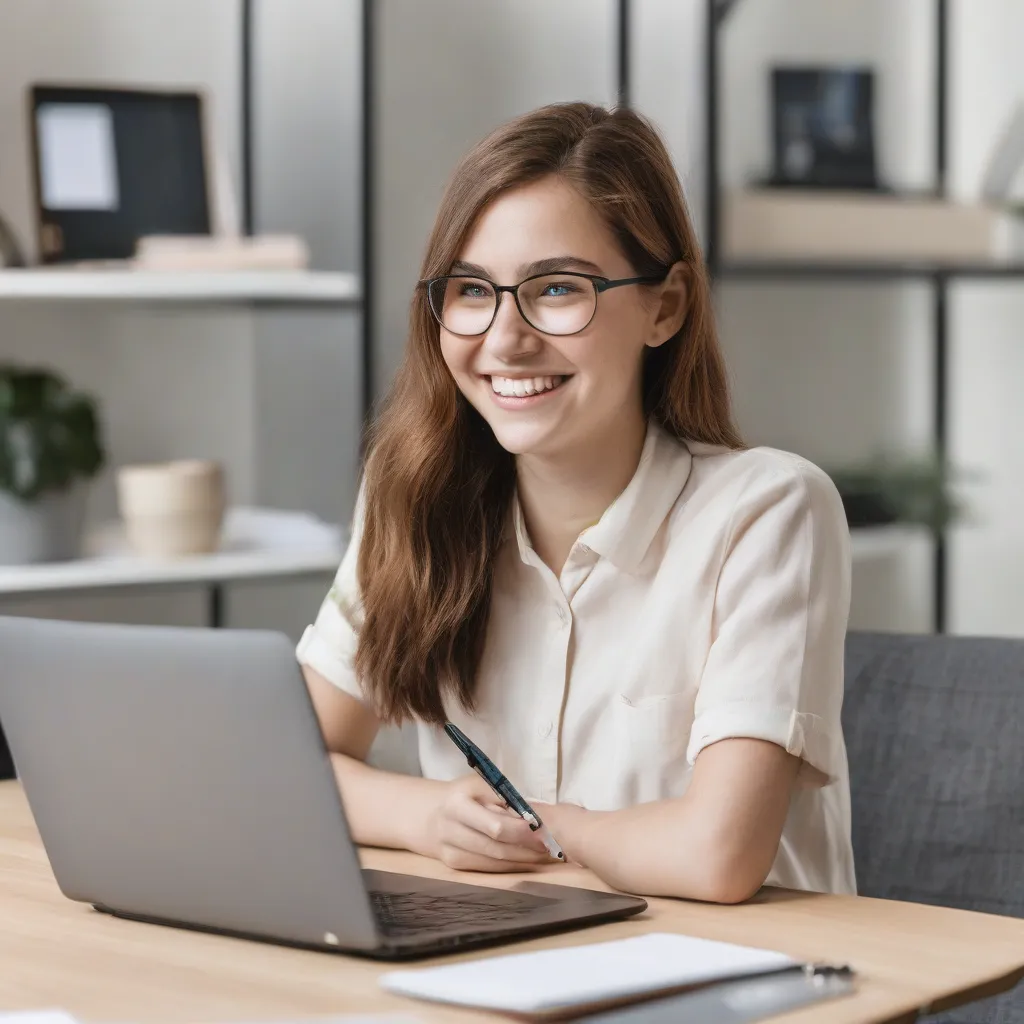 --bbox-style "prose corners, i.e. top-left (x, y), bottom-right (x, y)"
top-left (491, 375), bottom-right (565, 398)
